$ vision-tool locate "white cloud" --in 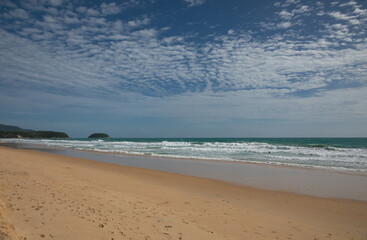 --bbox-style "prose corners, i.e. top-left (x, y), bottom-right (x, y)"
top-left (127, 17), bottom-right (151, 28)
top-left (277, 21), bottom-right (292, 28)
top-left (0, 0), bottom-right (366, 101)
top-left (329, 11), bottom-right (354, 20)
top-left (45, 7), bottom-right (58, 16)
top-left (20, 27), bottom-right (42, 35)
top-left (293, 5), bottom-right (310, 14)
top-left (0, 0), bottom-right (17, 8)
top-left (285, 0), bottom-right (300, 4)
top-left (331, 2), bottom-right (339, 7)
top-left (64, 15), bottom-right (80, 24)
top-left (163, 36), bottom-right (184, 45)
top-left (348, 19), bottom-right (360, 25)
top-left (328, 10), bottom-right (364, 26)
top-left (185, 0), bottom-right (206, 7)
top-left (4, 8), bottom-right (30, 19)
top-left (121, 0), bottom-right (146, 9)
top-left (161, 26), bottom-right (171, 31)
top-left (131, 28), bottom-right (157, 38)
top-left (274, 4), bottom-right (311, 28)
top-left (76, 6), bottom-right (87, 14)
top-left (101, 2), bottom-right (121, 15)
top-left (86, 8), bottom-right (100, 16)
top-left (353, 7), bottom-right (367, 16)
top-left (281, 0), bottom-right (300, 8)
top-left (340, 1), bottom-right (357, 7)
top-left (48, 0), bottom-right (63, 7)
top-left (279, 10), bottom-right (293, 20)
